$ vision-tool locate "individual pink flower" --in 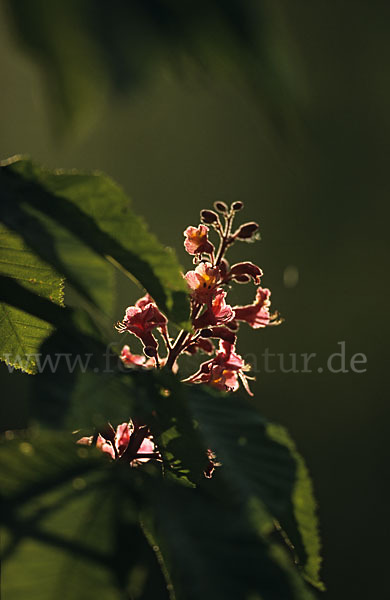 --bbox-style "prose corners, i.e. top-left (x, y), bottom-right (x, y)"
top-left (184, 339), bottom-right (253, 395)
top-left (229, 287), bottom-right (281, 330)
top-left (120, 345), bottom-right (155, 367)
top-left (193, 289), bottom-right (234, 329)
top-left (115, 295), bottom-right (167, 352)
top-left (184, 261), bottom-right (221, 305)
top-left (184, 225), bottom-right (214, 255)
